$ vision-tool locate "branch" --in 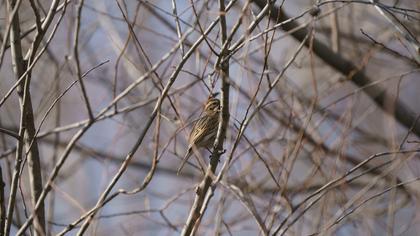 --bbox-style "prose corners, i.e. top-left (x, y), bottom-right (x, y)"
top-left (3, 0), bottom-right (47, 234)
top-left (66, 2), bottom-right (235, 234)
top-left (181, 0), bottom-right (235, 234)
top-left (73, 0), bottom-right (94, 120)
top-left (368, 0), bottom-right (420, 62)
top-left (0, 127), bottom-right (19, 140)
top-left (0, 166), bottom-right (6, 234)
top-left (252, 0), bottom-right (420, 138)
